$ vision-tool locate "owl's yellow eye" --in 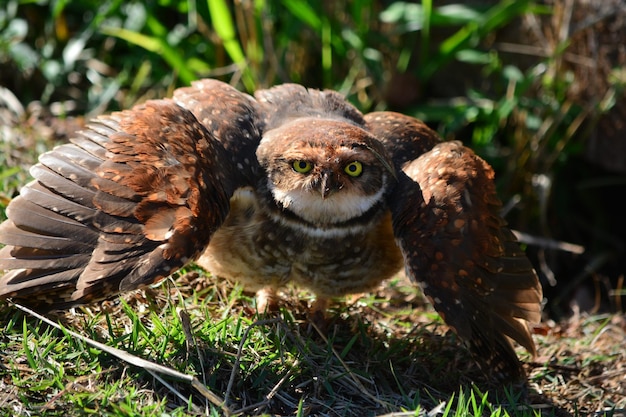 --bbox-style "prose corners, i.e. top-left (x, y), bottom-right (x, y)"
top-left (292, 160), bottom-right (313, 174)
top-left (344, 161), bottom-right (363, 177)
